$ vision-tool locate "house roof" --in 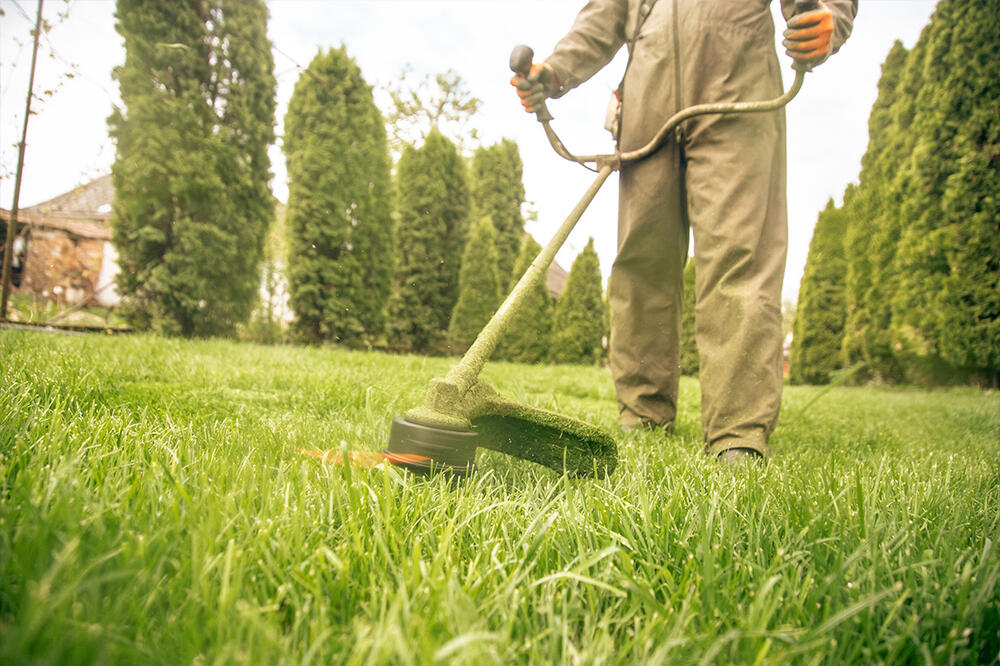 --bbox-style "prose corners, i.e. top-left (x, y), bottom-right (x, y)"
top-left (26, 174), bottom-right (113, 220)
top-left (0, 209), bottom-right (112, 240)
top-left (1, 175), bottom-right (113, 241)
